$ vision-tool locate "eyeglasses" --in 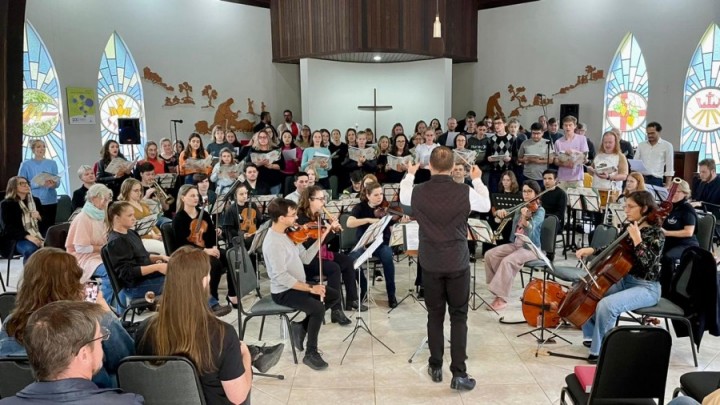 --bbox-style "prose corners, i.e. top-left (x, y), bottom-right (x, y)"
top-left (258, 135), bottom-right (268, 139)
top-left (310, 196), bottom-right (326, 201)
top-left (17, 181), bottom-right (29, 186)
top-left (75, 327), bottom-right (110, 354)
top-left (522, 189), bottom-right (534, 194)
